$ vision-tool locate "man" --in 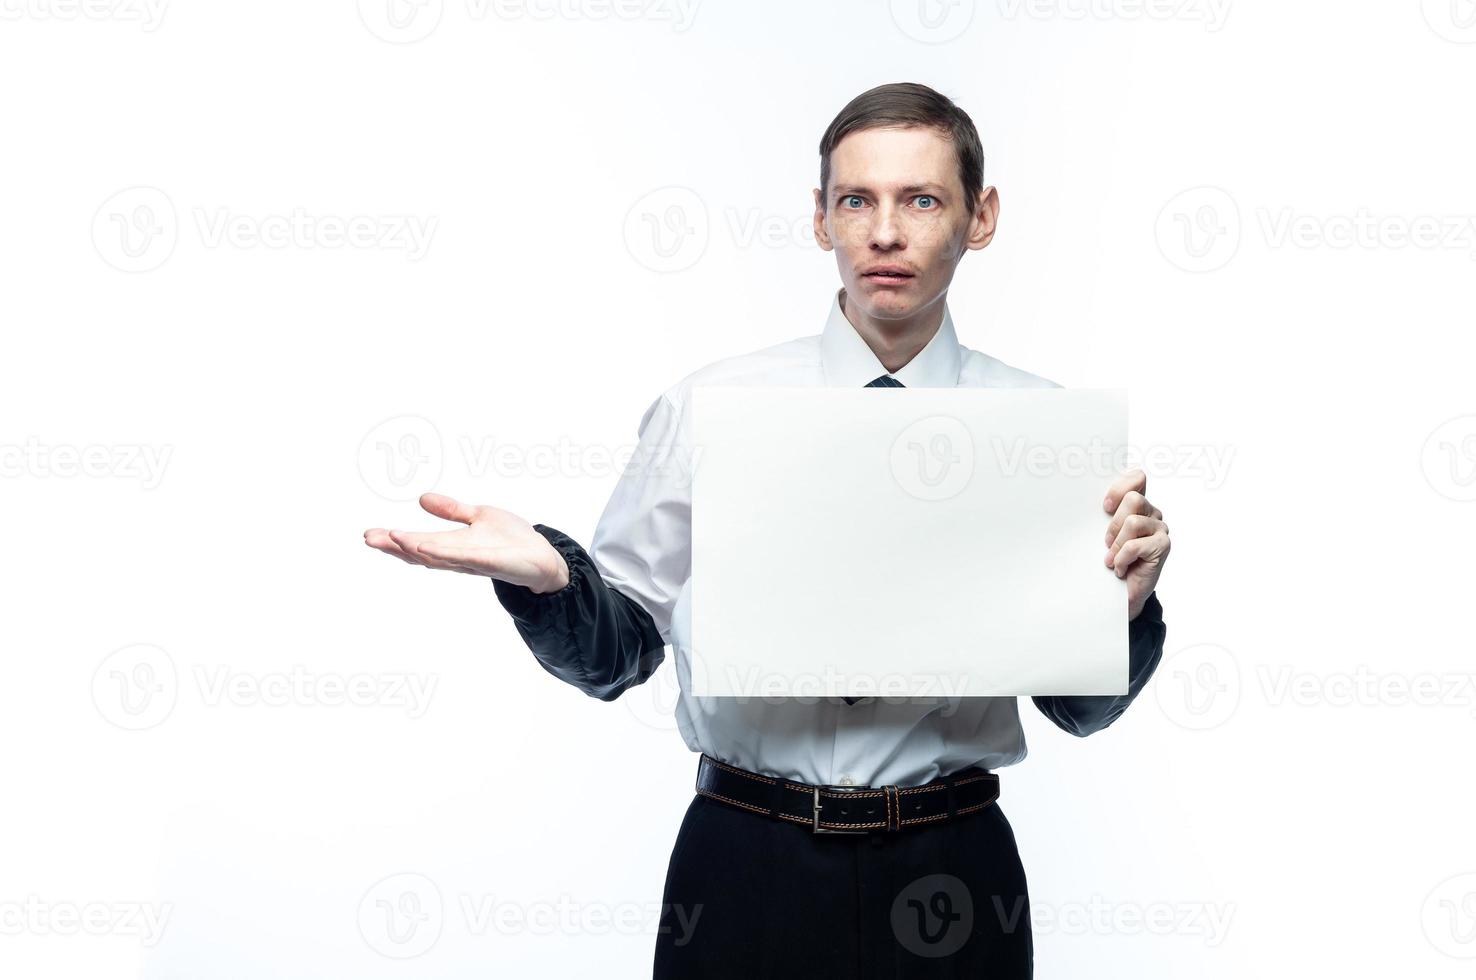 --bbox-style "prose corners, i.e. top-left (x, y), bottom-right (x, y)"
top-left (365, 81), bottom-right (1170, 978)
